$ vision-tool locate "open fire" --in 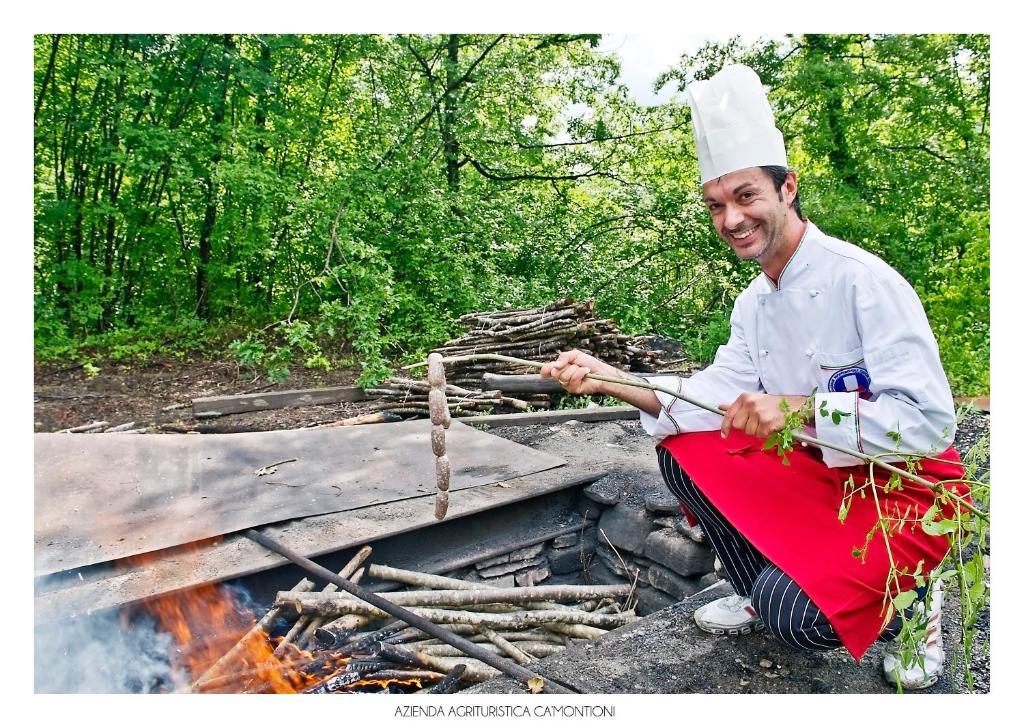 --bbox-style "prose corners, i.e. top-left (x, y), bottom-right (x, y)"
top-left (135, 575), bottom-right (437, 694)
top-left (120, 542), bottom-right (634, 694)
